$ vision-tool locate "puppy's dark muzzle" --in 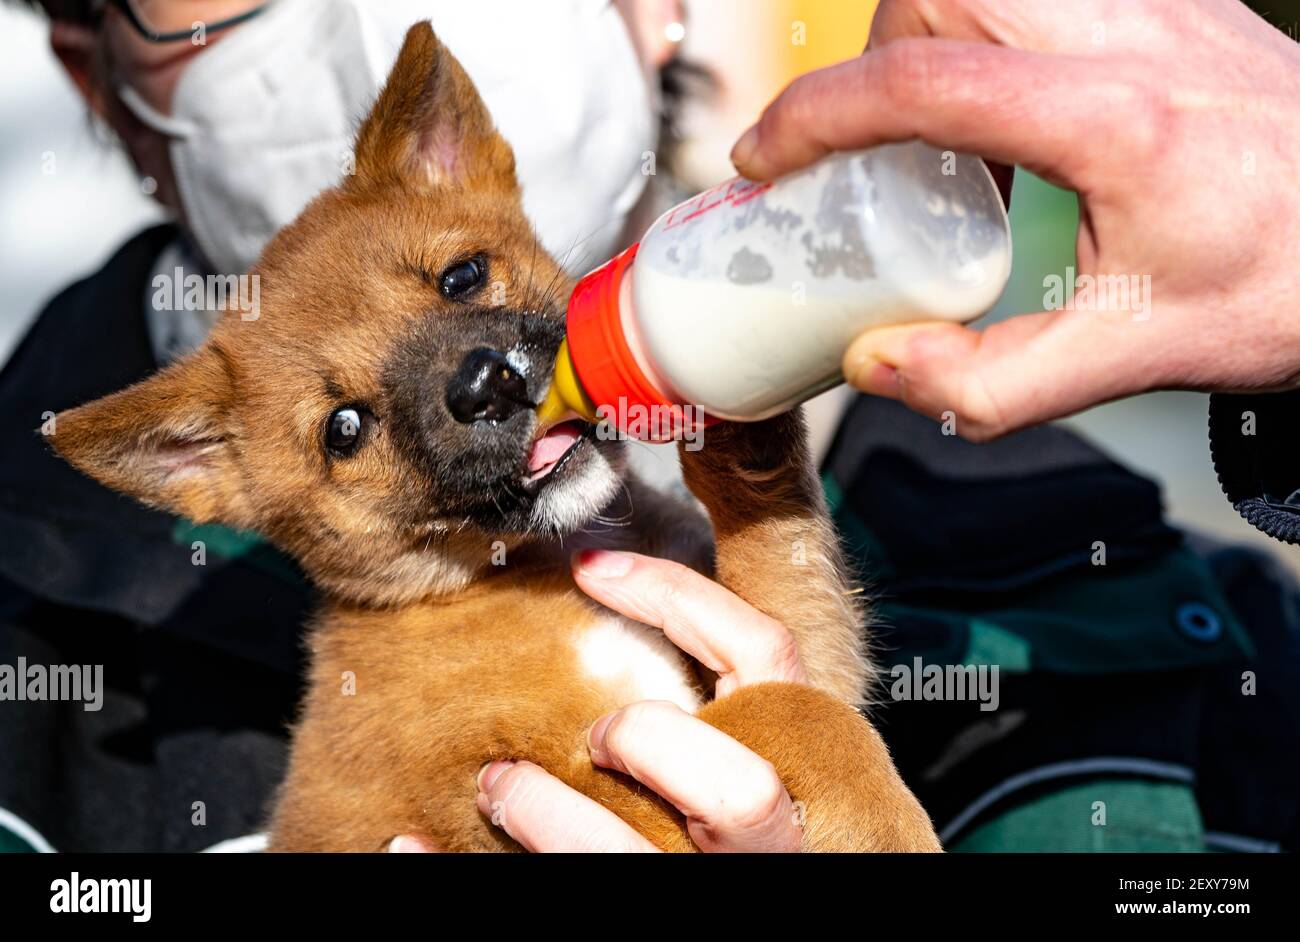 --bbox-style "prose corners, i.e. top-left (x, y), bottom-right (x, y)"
top-left (381, 309), bottom-right (564, 506)
top-left (445, 347), bottom-right (531, 425)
